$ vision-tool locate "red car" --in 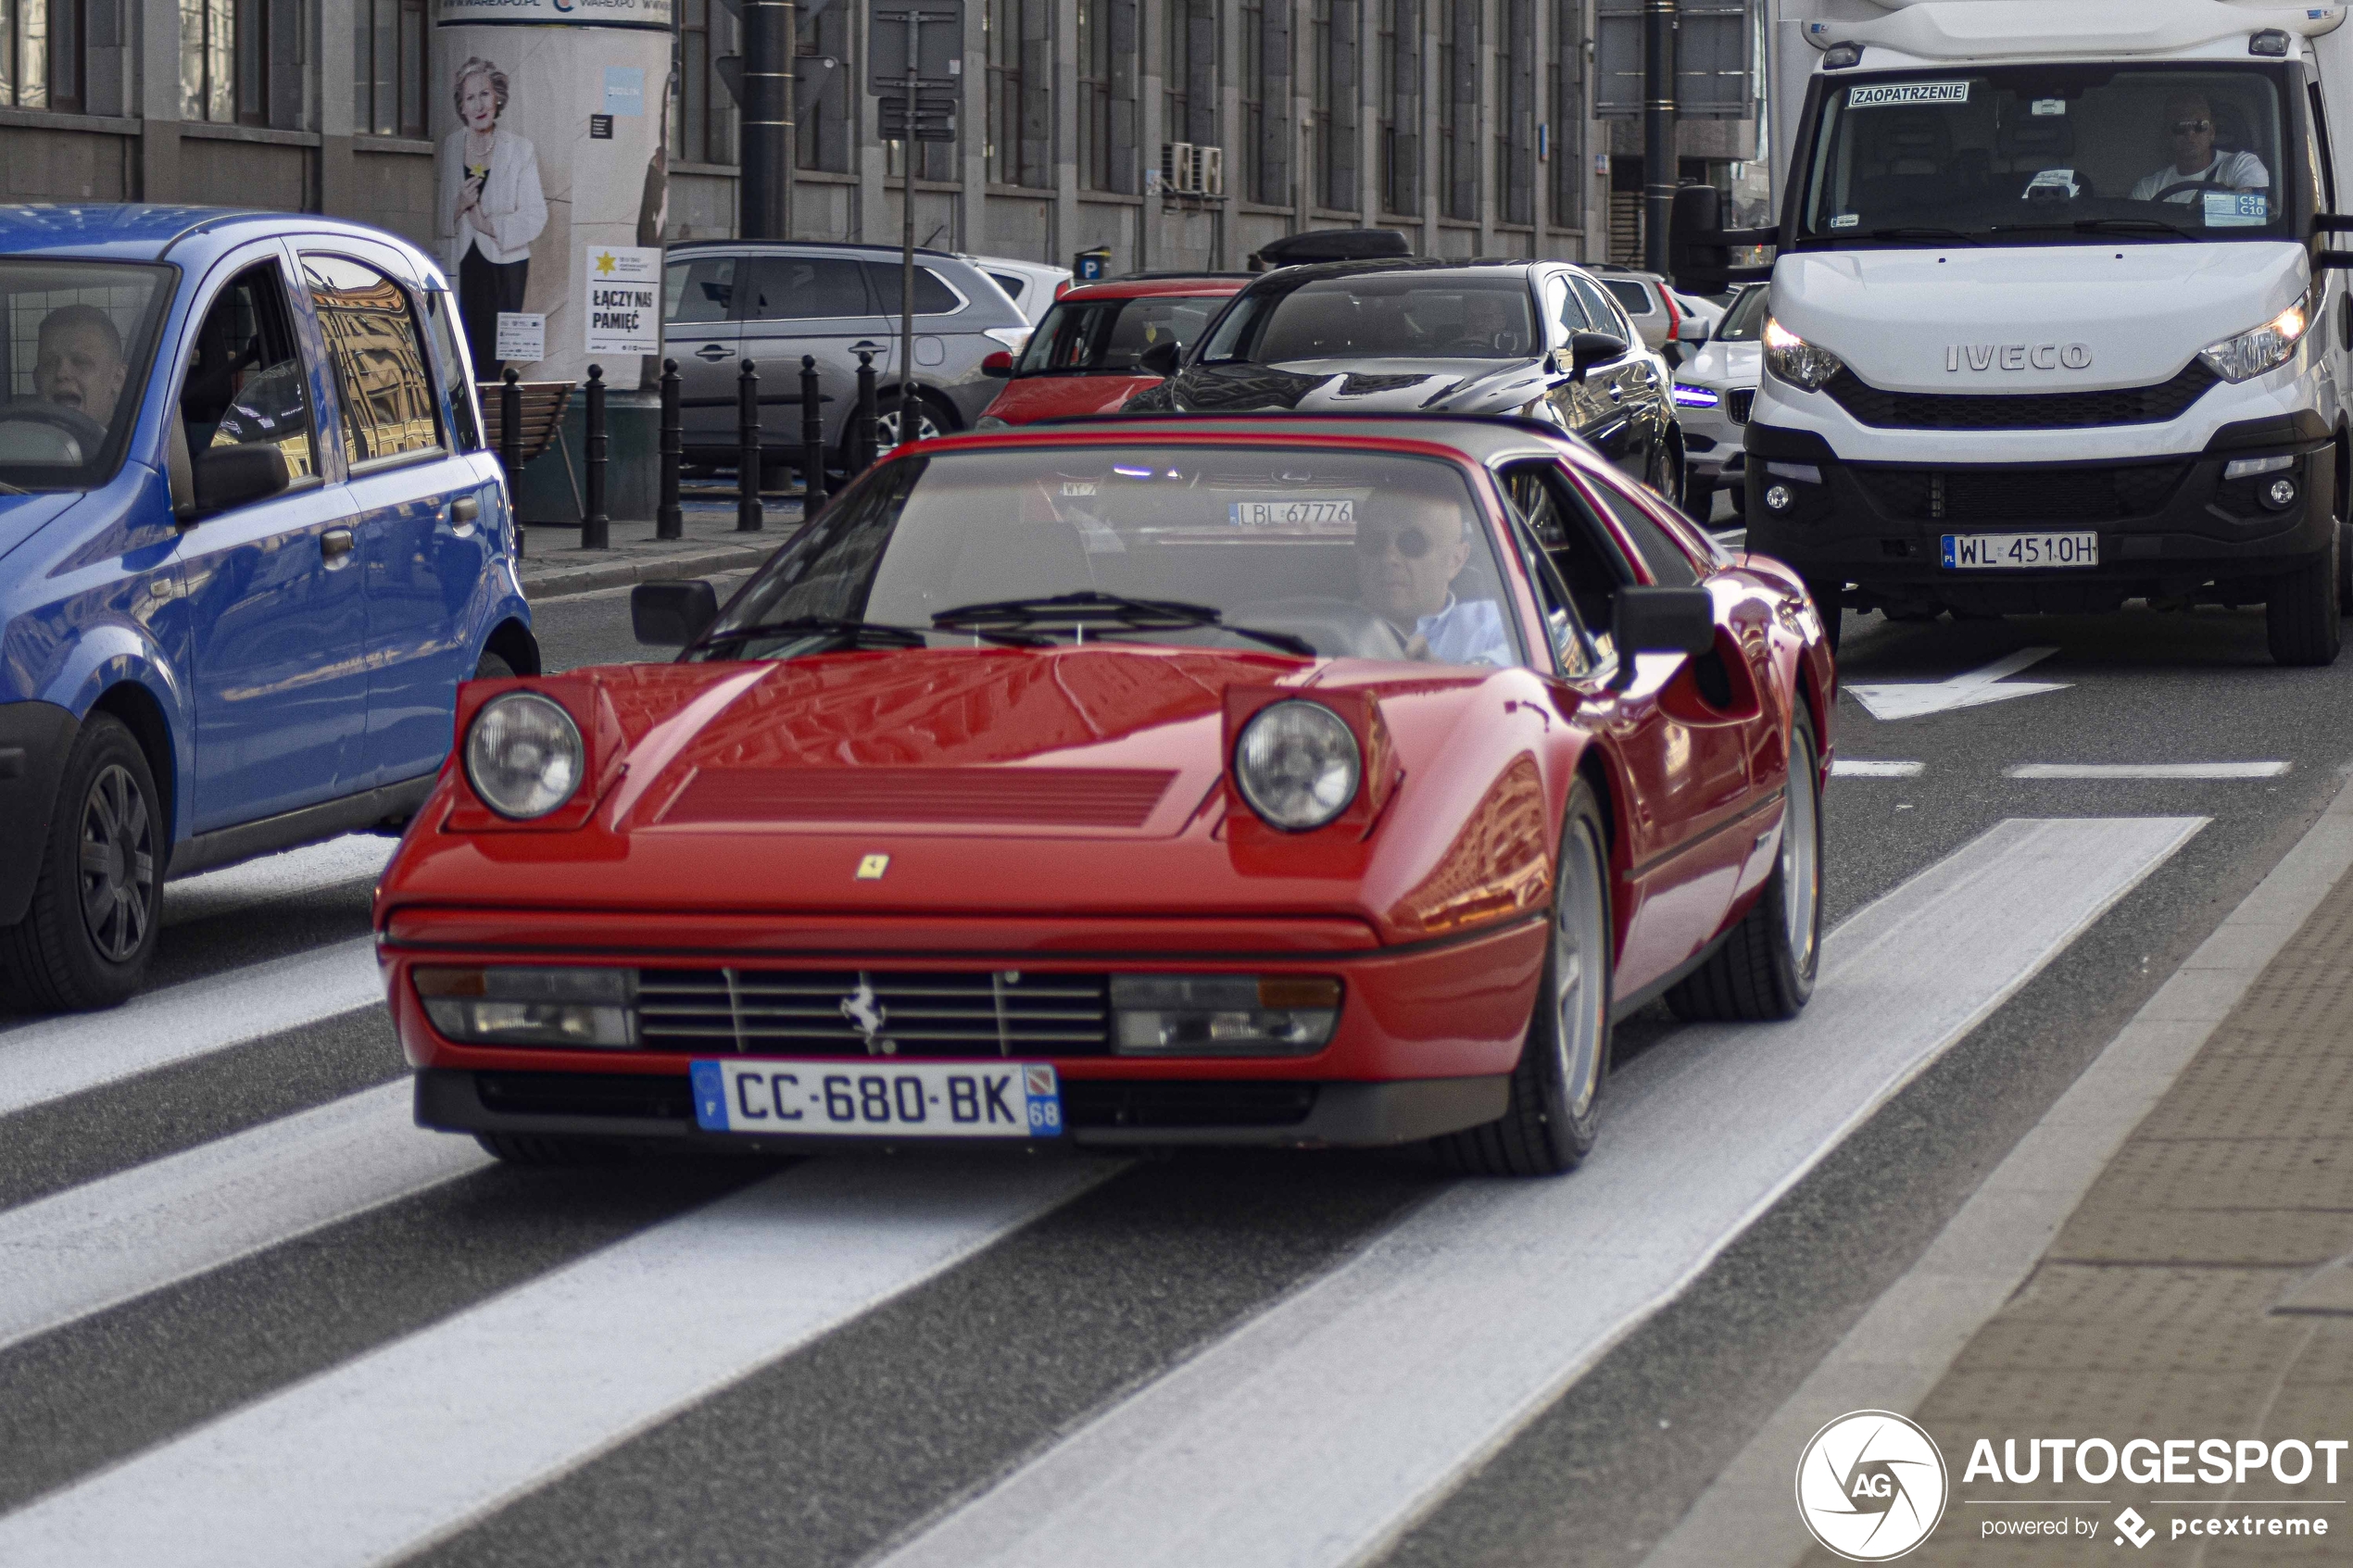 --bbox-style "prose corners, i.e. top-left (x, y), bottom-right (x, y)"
top-left (974, 276), bottom-right (1249, 428)
top-left (375, 416), bottom-right (1834, 1176)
